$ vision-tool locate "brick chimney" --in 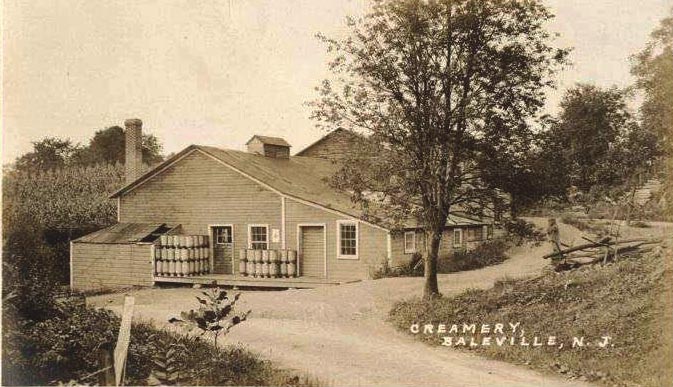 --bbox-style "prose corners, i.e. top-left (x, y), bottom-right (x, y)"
top-left (124, 118), bottom-right (143, 183)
